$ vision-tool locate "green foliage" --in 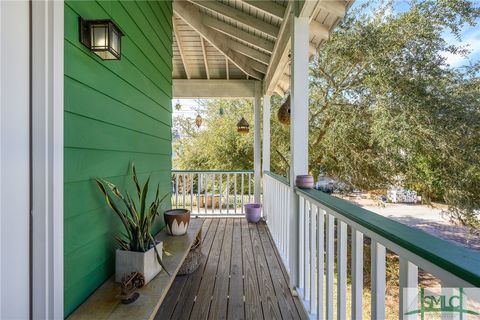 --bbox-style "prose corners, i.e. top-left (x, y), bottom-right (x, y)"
top-left (95, 164), bottom-right (170, 273)
top-left (307, 0), bottom-right (480, 226)
top-left (173, 100), bottom-right (255, 170)
top-left (174, 0), bottom-right (480, 226)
